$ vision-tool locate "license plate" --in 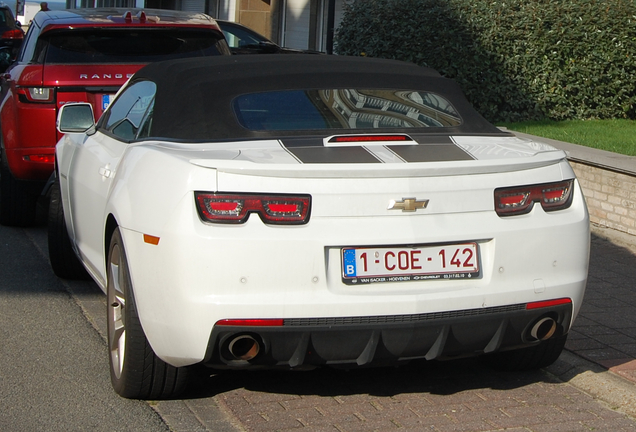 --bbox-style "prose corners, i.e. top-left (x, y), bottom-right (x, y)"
top-left (102, 94), bottom-right (114, 110)
top-left (342, 243), bottom-right (480, 284)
